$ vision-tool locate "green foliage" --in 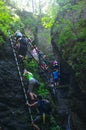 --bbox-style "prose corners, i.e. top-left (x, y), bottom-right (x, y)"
top-left (57, 0), bottom-right (70, 5)
top-left (71, 41), bottom-right (86, 90)
top-left (41, 1), bottom-right (59, 29)
top-left (0, 0), bottom-right (24, 44)
top-left (51, 0), bottom-right (86, 91)
top-left (24, 59), bottom-right (37, 71)
top-left (10, 16), bottom-right (24, 32)
top-left (0, 36), bottom-right (4, 44)
top-left (50, 116), bottom-right (62, 130)
top-left (42, 16), bottom-right (55, 28)
top-left (37, 83), bottom-right (49, 97)
top-left (0, 1), bottom-right (13, 39)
